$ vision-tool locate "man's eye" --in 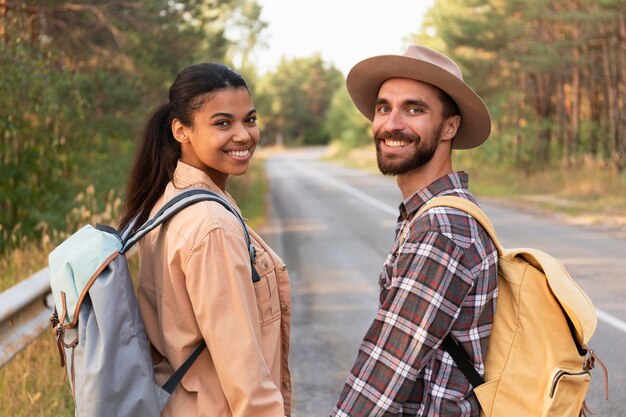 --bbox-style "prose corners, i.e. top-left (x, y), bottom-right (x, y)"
top-left (407, 107), bottom-right (423, 114)
top-left (376, 105), bottom-right (390, 113)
